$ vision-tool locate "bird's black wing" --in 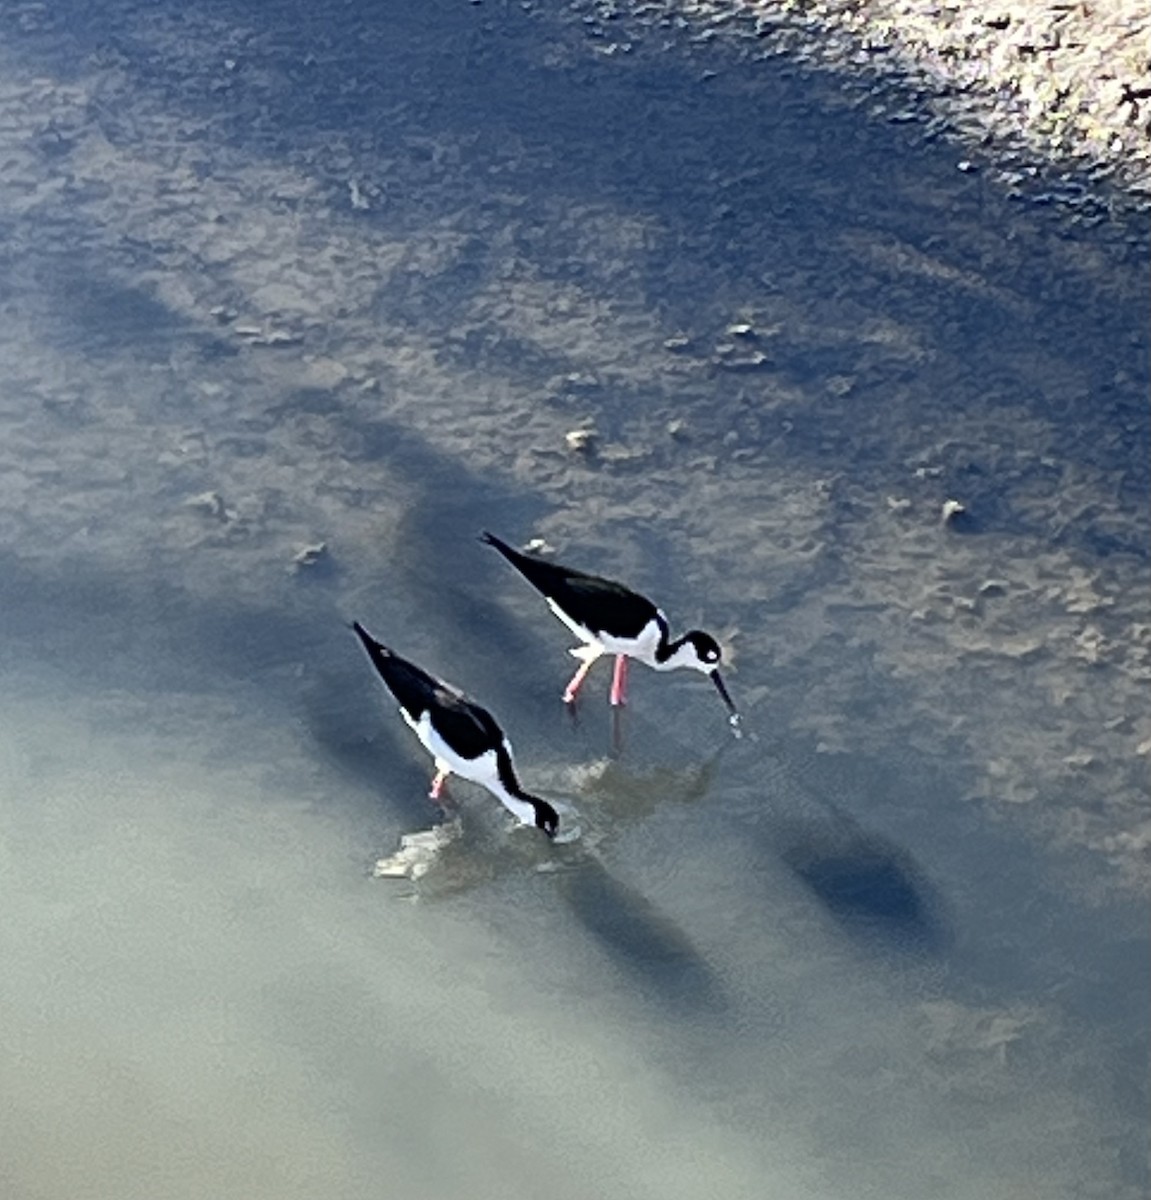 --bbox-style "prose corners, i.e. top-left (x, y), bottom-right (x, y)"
top-left (352, 622), bottom-right (503, 759)
top-left (481, 532), bottom-right (658, 639)
top-left (424, 688), bottom-right (506, 761)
